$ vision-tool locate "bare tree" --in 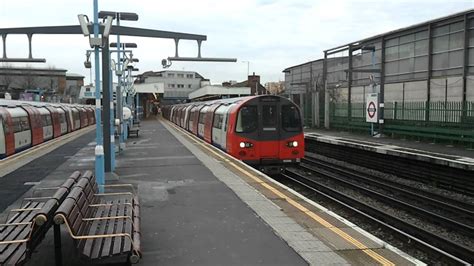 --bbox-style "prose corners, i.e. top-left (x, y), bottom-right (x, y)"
top-left (21, 65), bottom-right (39, 90)
top-left (0, 63), bottom-right (14, 93)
